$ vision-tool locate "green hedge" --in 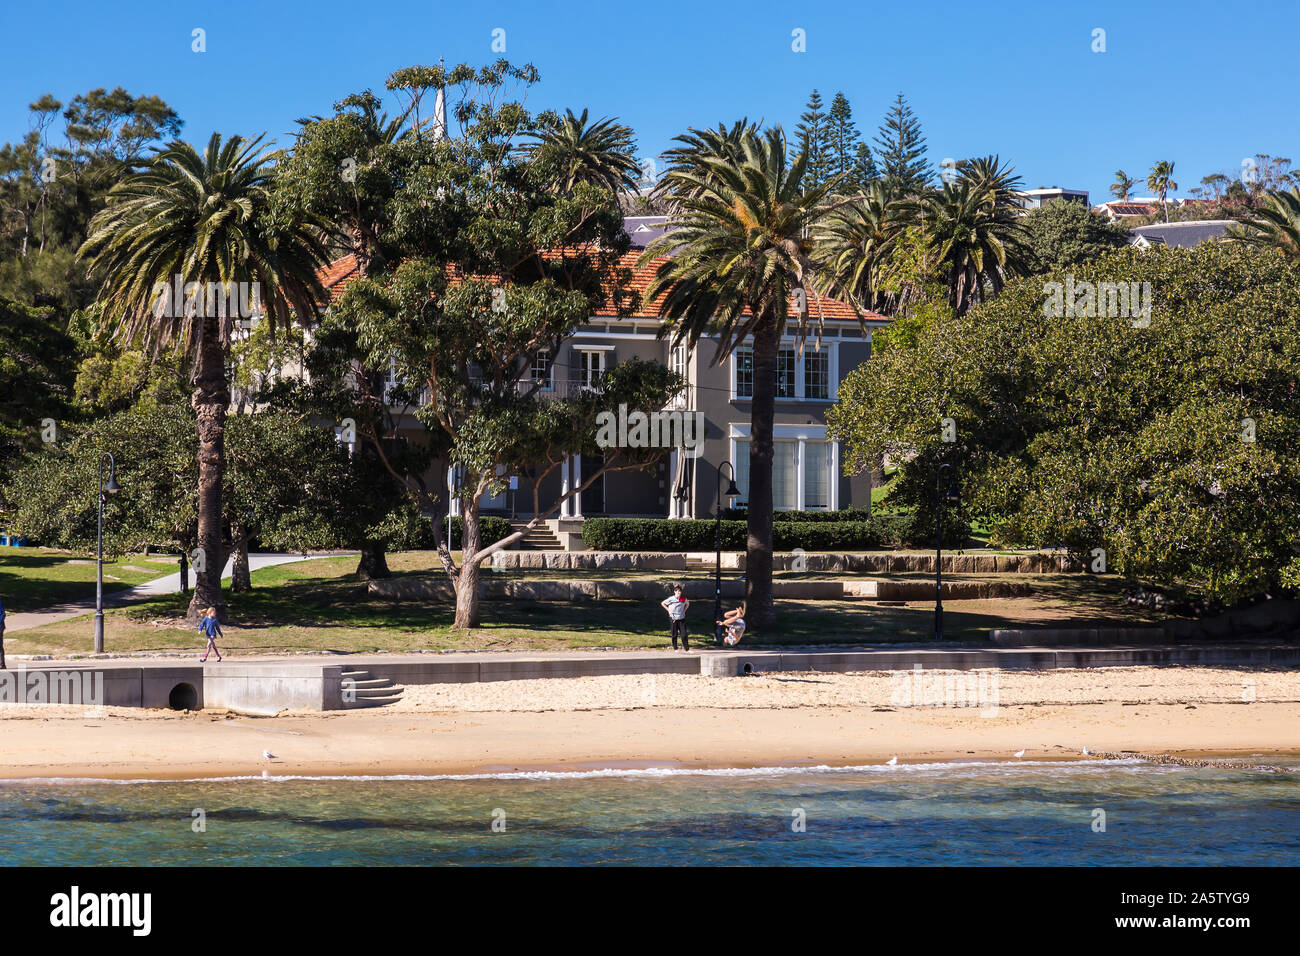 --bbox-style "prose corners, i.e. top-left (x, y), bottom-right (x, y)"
top-left (388, 514), bottom-right (514, 550)
top-left (444, 515), bottom-right (513, 550)
top-left (581, 517), bottom-right (887, 551)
